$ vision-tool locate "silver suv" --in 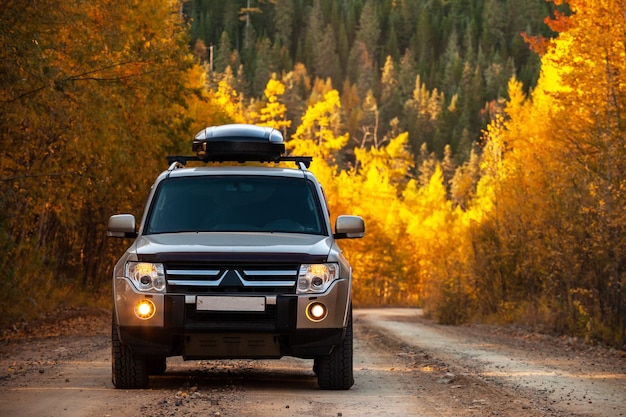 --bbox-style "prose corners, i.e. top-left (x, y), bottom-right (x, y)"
top-left (107, 124), bottom-right (365, 390)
